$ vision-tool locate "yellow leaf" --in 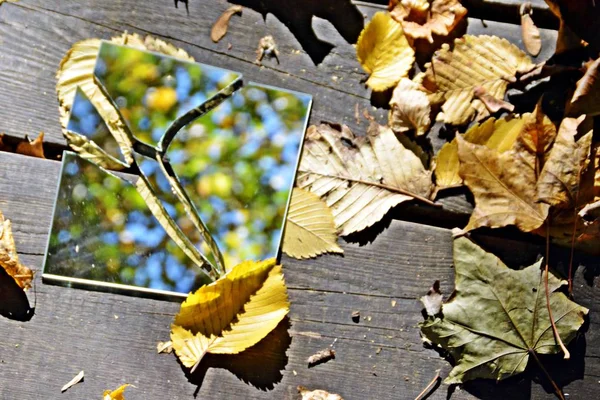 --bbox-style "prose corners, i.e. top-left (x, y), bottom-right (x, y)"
top-left (520, 3), bottom-right (542, 56)
top-left (388, 78), bottom-right (431, 136)
top-left (297, 122), bottom-right (433, 236)
top-left (435, 115), bottom-right (526, 190)
top-left (423, 35), bottom-right (535, 125)
top-left (283, 188), bottom-right (343, 259)
top-left (171, 259), bottom-right (289, 370)
top-left (356, 12), bottom-right (415, 91)
top-left (389, 0), bottom-right (467, 43)
top-left (103, 384), bottom-right (131, 400)
top-left (0, 209), bottom-right (34, 290)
